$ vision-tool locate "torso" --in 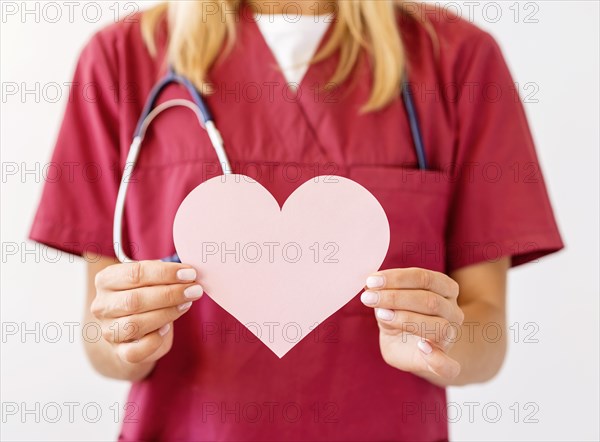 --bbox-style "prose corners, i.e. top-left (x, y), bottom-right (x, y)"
top-left (100, 5), bottom-right (488, 440)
